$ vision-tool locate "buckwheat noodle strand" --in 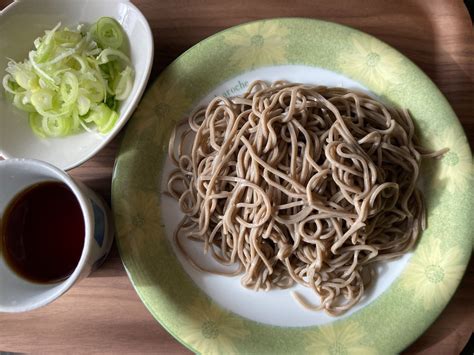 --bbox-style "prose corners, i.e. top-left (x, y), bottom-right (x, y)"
top-left (167, 81), bottom-right (447, 316)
